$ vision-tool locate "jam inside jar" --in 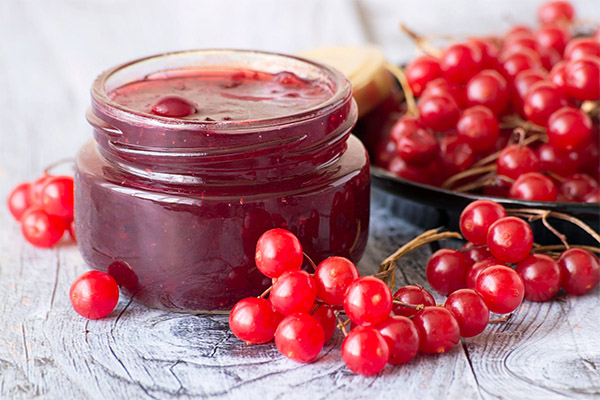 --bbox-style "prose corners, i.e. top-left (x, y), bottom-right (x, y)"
top-left (75, 50), bottom-right (370, 312)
